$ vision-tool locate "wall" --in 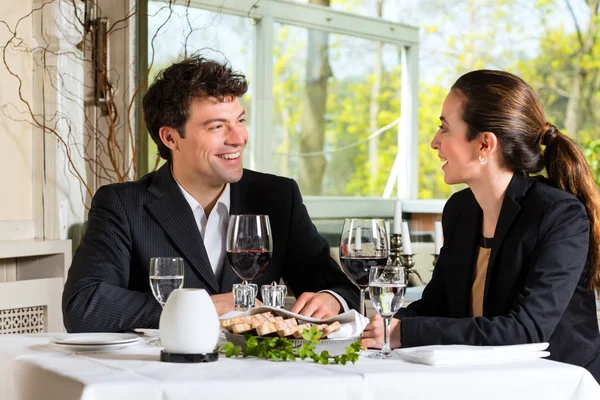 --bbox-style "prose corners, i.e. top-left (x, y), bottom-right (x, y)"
top-left (0, 3), bottom-right (34, 239)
